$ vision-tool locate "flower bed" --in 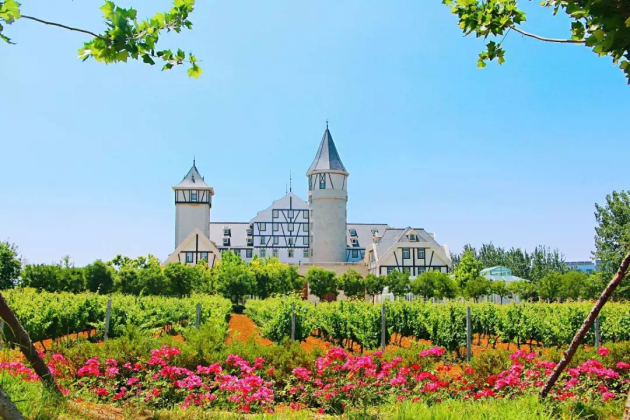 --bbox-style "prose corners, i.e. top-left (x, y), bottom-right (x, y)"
top-left (4, 345), bottom-right (629, 415)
